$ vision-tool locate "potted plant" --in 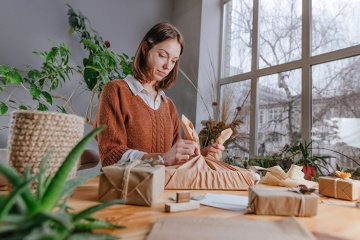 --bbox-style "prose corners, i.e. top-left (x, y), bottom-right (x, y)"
top-left (0, 4), bottom-right (133, 125)
top-left (286, 141), bottom-right (334, 180)
top-left (0, 4), bottom-right (133, 173)
top-left (0, 126), bottom-right (125, 239)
